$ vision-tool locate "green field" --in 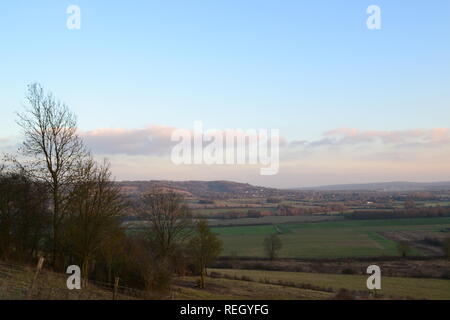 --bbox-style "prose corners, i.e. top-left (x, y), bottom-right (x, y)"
top-left (209, 269), bottom-right (450, 300)
top-left (212, 217), bottom-right (450, 259)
